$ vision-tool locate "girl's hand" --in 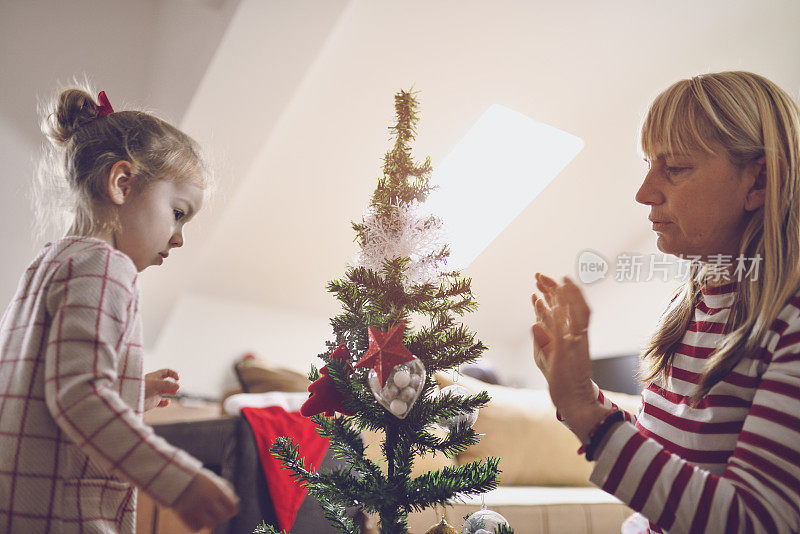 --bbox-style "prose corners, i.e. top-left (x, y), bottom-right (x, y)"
top-left (531, 274), bottom-right (604, 436)
top-left (144, 368), bottom-right (180, 411)
top-left (172, 468), bottom-right (240, 531)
